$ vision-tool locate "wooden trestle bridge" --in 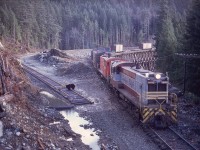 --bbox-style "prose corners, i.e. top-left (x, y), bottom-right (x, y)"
top-left (113, 48), bottom-right (156, 71)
